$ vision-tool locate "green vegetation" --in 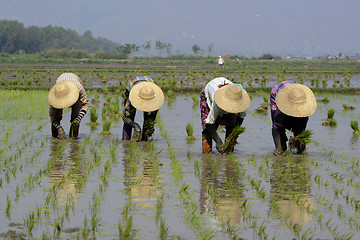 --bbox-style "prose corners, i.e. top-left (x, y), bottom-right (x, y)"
top-left (350, 120), bottom-right (360, 135)
top-left (185, 122), bottom-right (198, 141)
